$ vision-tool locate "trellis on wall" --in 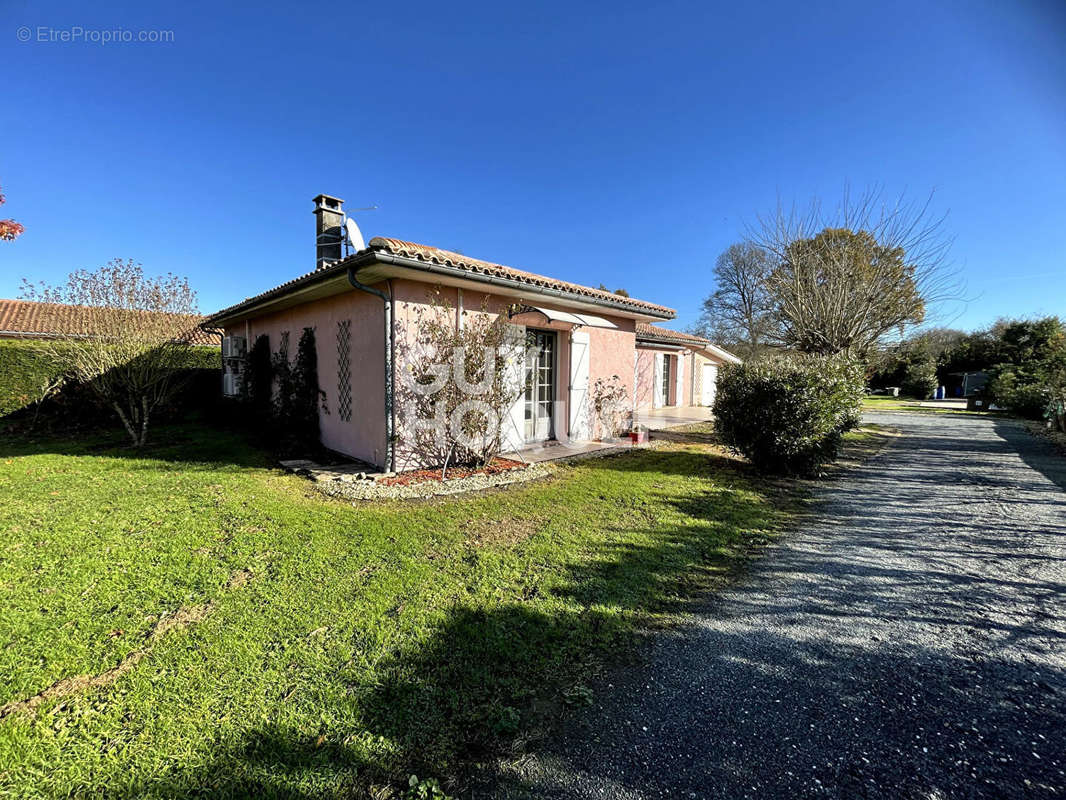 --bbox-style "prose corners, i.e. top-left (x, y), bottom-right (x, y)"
top-left (337, 319), bottom-right (352, 422)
